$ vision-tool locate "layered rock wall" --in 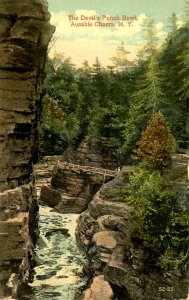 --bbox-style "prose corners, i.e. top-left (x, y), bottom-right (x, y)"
top-left (40, 139), bottom-right (119, 213)
top-left (62, 139), bottom-right (119, 169)
top-left (76, 171), bottom-right (189, 300)
top-left (40, 162), bottom-right (114, 213)
top-left (0, 1), bottom-right (54, 298)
